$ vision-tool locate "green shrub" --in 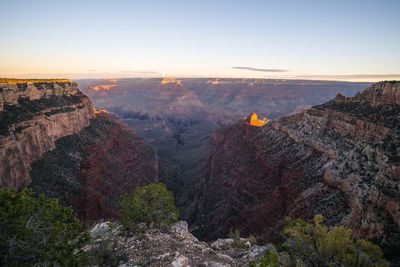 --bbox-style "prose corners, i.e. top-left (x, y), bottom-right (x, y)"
top-left (118, 183), bottom-right (179, 231)
top-left (250, 250), bottom-right (279, 267)
top-left (0, 188), bottom-right (89, 266)
top-left (281, 215), bottom-right (389, 267)
top-left (251, 215), bottom-right (389, 267)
